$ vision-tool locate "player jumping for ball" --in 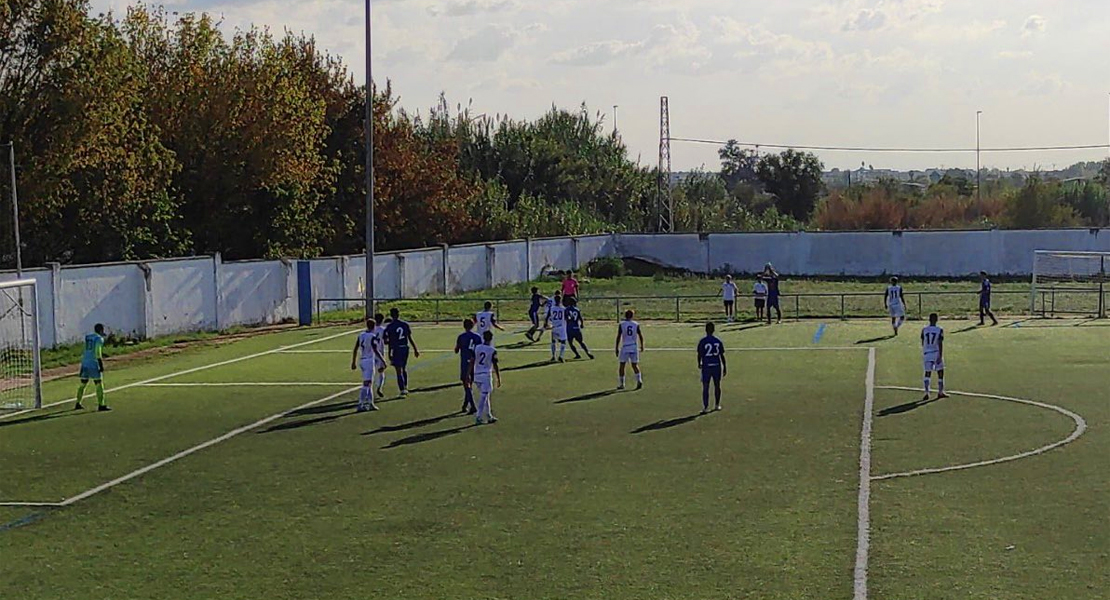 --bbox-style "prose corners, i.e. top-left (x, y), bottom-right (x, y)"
top-left (615, 310), bottom-right (644, 390)
top-left (922, 313), bottom-right (948, 401)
